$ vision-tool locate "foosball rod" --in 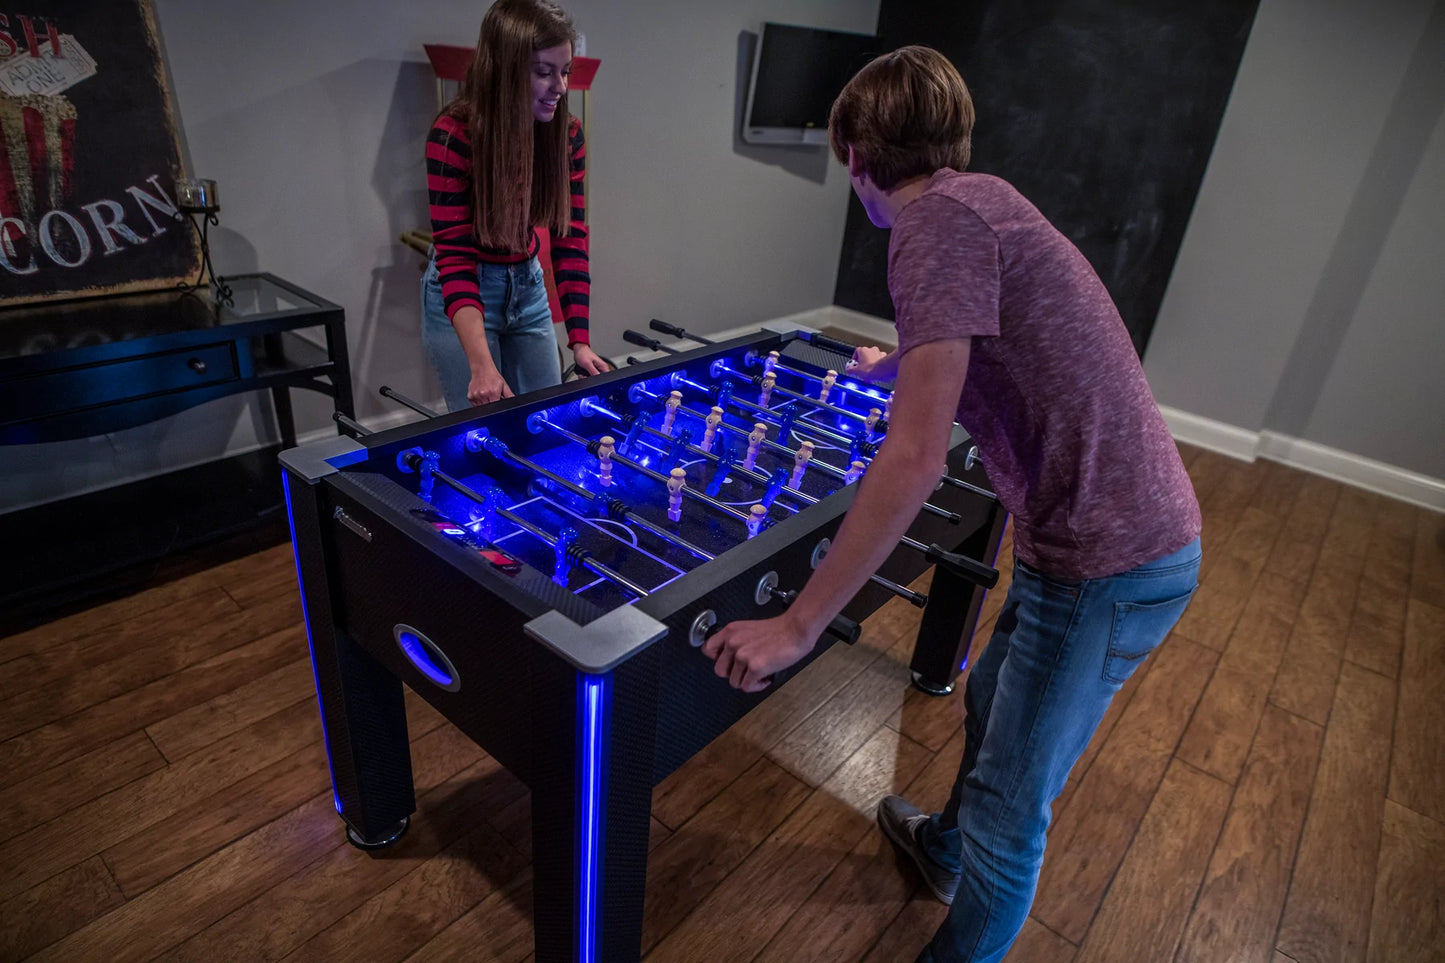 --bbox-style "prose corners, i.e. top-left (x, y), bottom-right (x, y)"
top-left (351, 417), bottom-right (652, 598)
top-left (629, 385), bottom-right (864, 481)
top-left (646, 320), bottom-right (883, 411)
top-left (464, 431), bottom-right (715, 562)
top-left (622, 330), bottom-right (681, 355)
top-left (585, 399), bottom-right (841, 508)
top-left (530, 416), bottom-right (754, 525)
top-left (664, 372), bottom-right (863, 450)
top-left (545, 410), bottom-right (993, 590)
top-left (379, 385), bottom-right (443, 419)
top-left (591, 396), bottom-right (963, 526)
top-left (709, 359), bottom-right (877, 428)
top-left (644, 315), bottom-right (878, 407)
